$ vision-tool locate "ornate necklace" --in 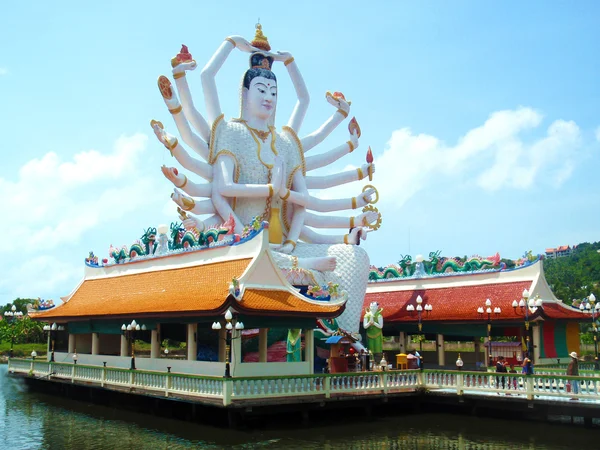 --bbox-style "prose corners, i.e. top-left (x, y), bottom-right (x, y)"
top-left (246, 125), bottom-right (271, 142)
